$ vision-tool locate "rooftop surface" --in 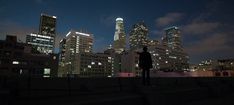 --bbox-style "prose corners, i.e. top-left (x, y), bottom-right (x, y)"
top-left (1, 77), bottom-right (234, 105)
